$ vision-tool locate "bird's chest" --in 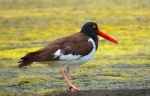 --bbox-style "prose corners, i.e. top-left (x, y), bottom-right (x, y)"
top-left (74, 46), bottom-right (96, 65)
